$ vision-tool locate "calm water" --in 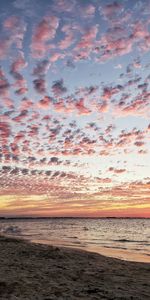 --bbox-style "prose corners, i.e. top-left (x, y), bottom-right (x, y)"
top-left (0, 218), bottom-right (150, 262)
